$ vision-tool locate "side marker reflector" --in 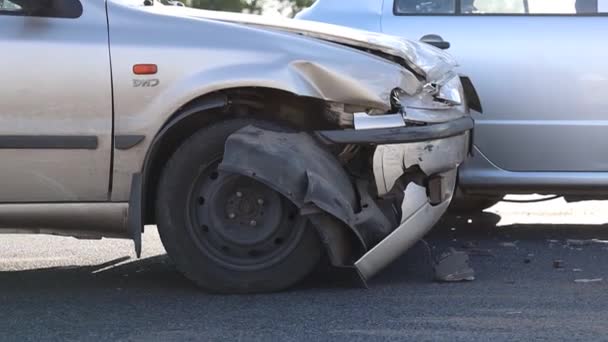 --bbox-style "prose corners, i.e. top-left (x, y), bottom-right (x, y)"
top-left (133, 64), bottom-right (158, 75)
